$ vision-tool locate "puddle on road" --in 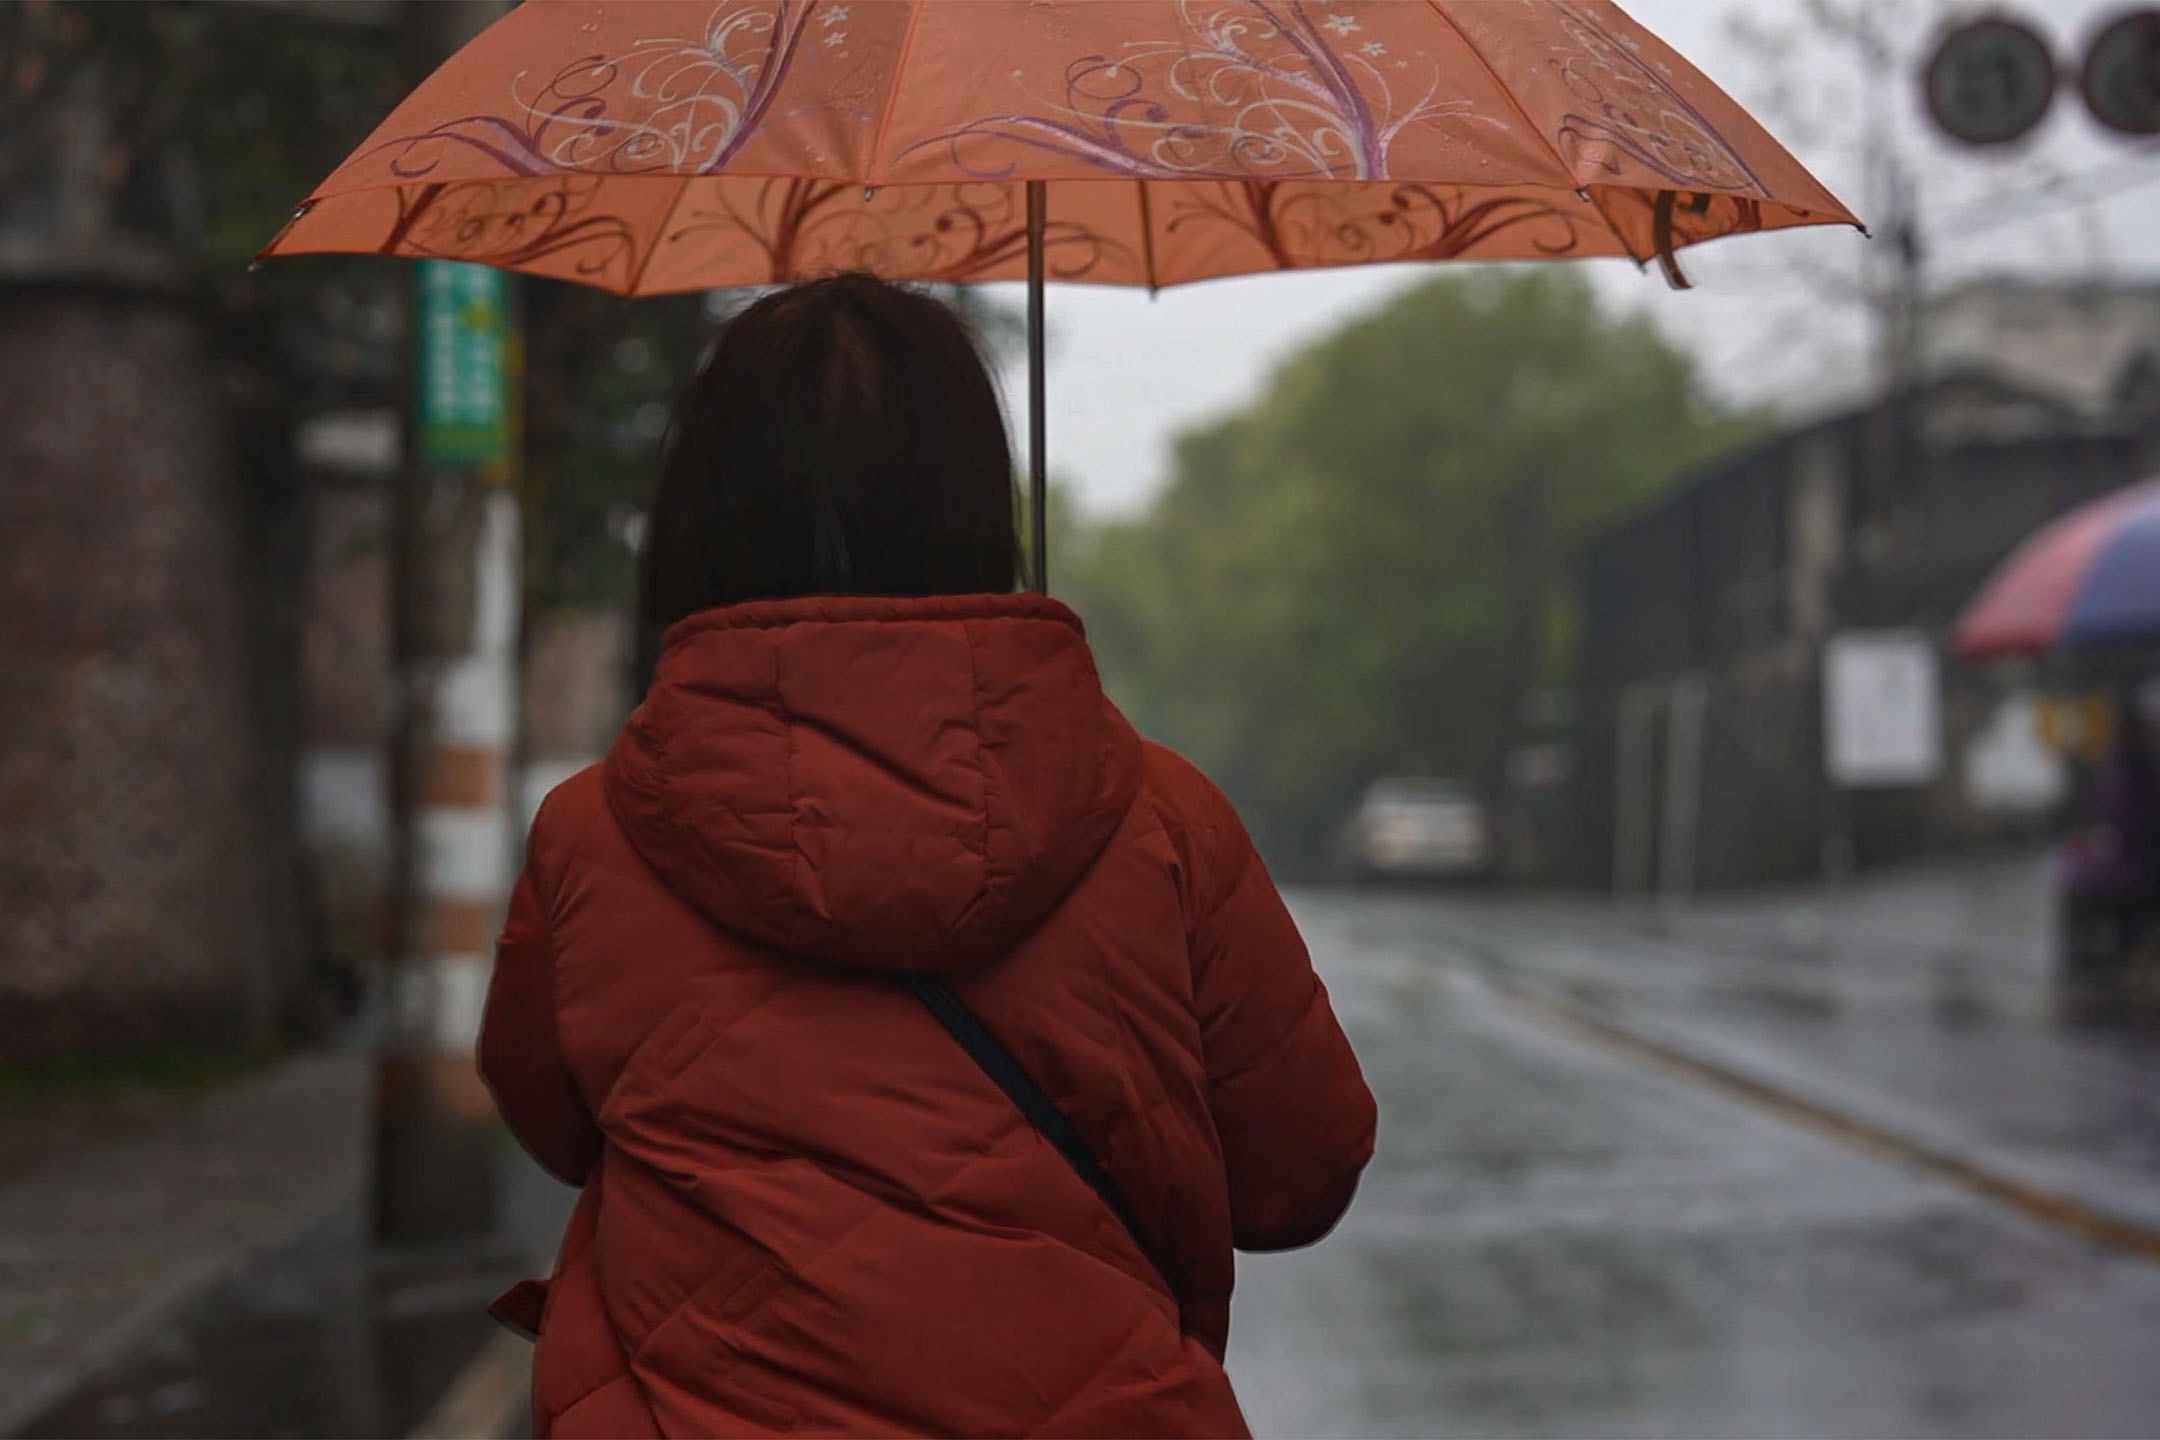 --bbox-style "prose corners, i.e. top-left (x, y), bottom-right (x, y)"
top-left (1563, 978), bottom-right (1618, 1015)
top-left (1354, 1226), bottom-right (1714, 1432)
top-left (19, 1209), bottom-right (517, 1440)
top-left (1701, 977), bottom-right (1842, 1022)
top-left (2049, 946), bottom-right (2160, 1023)
top-left (1328, 1202), bottom-right (2106, 1438)
top-left (1929, 961), bottom-right (2008, 1030)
